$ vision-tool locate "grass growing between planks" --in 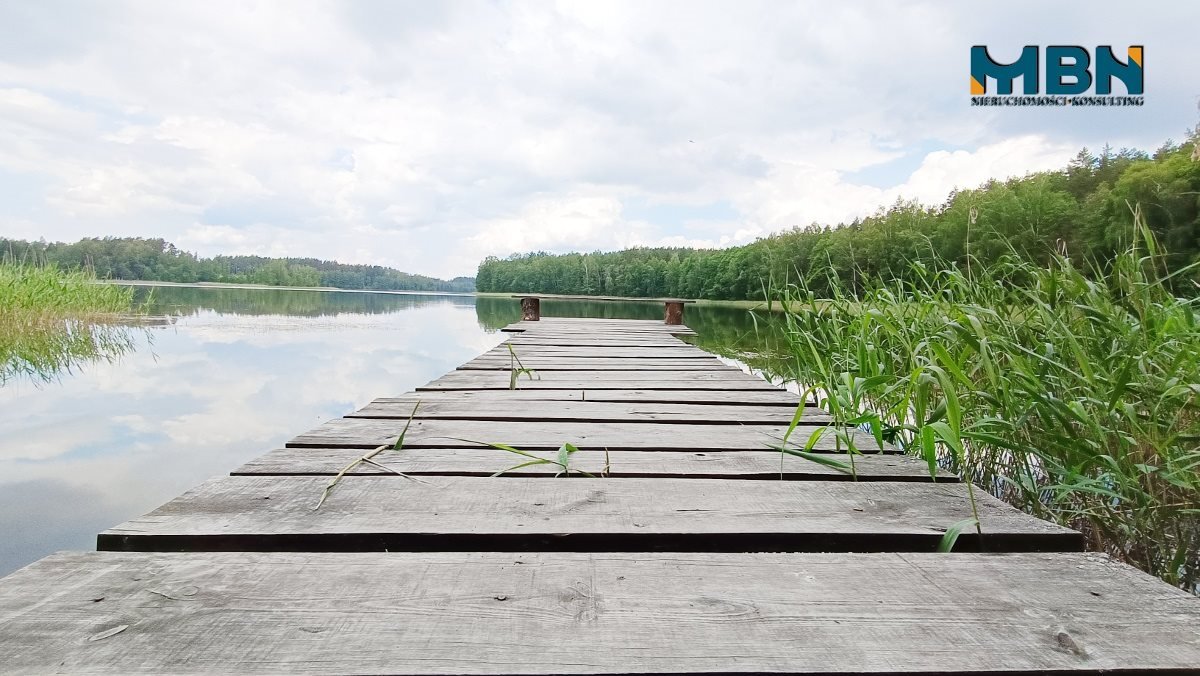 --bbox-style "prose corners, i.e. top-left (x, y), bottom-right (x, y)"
top-left (767, 210), bottom-right (1200, 591)
top-left (314, 402), bottom-right (425, 510)
top-left (506, 342), bottom-right (539, 389)
top-left (448, 439), bottom-right (609, 477)
top-left (0, 261), bottom-right (141, 384)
